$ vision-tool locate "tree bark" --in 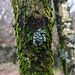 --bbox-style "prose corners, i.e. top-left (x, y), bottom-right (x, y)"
top-left (54, 0), bottom-right (75, 75)
top-left (10, 0), bottom-right (55, 75)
